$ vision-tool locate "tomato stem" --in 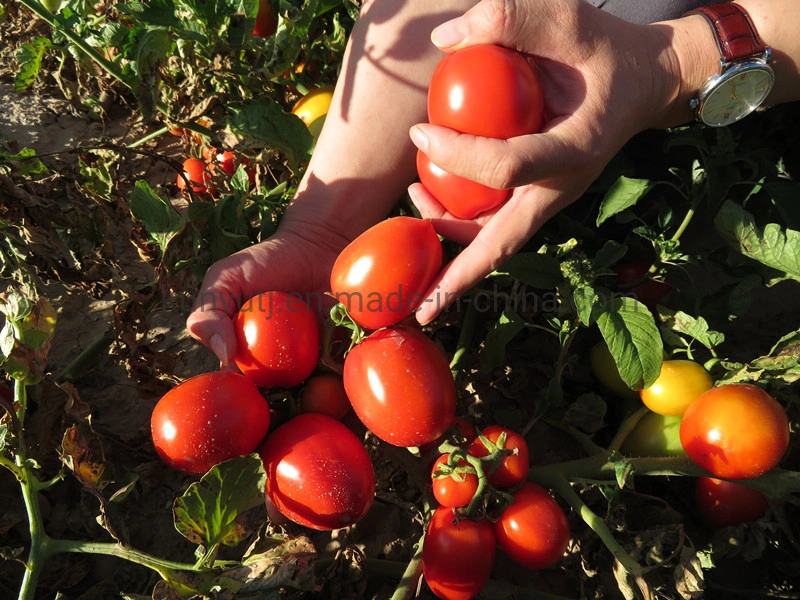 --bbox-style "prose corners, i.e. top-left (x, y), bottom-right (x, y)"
top-left (388, 531), bottom-right (425, 600)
